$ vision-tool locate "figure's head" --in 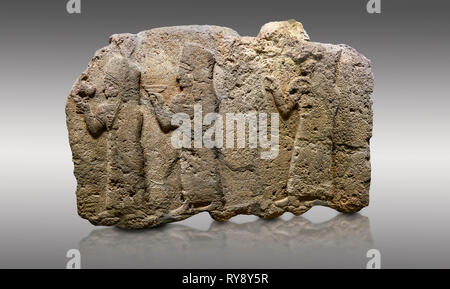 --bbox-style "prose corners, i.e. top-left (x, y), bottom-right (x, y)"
top-left (176, 43), bottom-right (215, 88)
top-left (257, 20), bottom-right (310, 43)
top-left (103, 56), bottom-right (141, 101)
